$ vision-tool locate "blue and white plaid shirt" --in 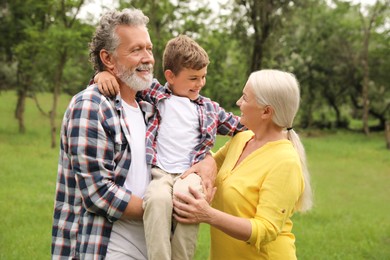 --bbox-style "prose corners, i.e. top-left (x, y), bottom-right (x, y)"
top-left (52, 85), bottom-right (136, 259)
